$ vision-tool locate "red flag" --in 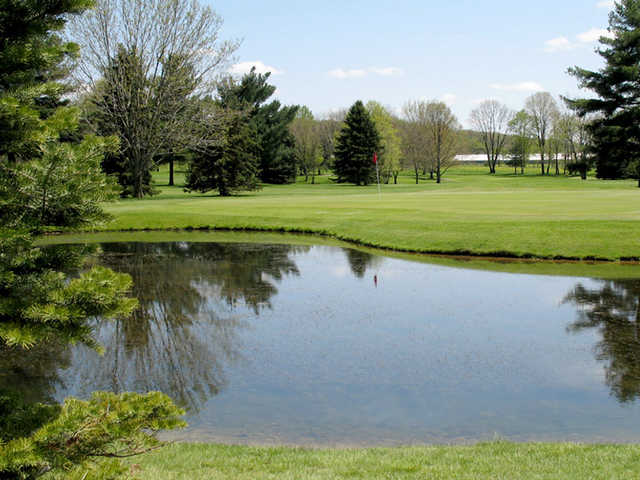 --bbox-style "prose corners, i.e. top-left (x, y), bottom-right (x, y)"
top-left (373, 152), bottom-right (378, 165)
